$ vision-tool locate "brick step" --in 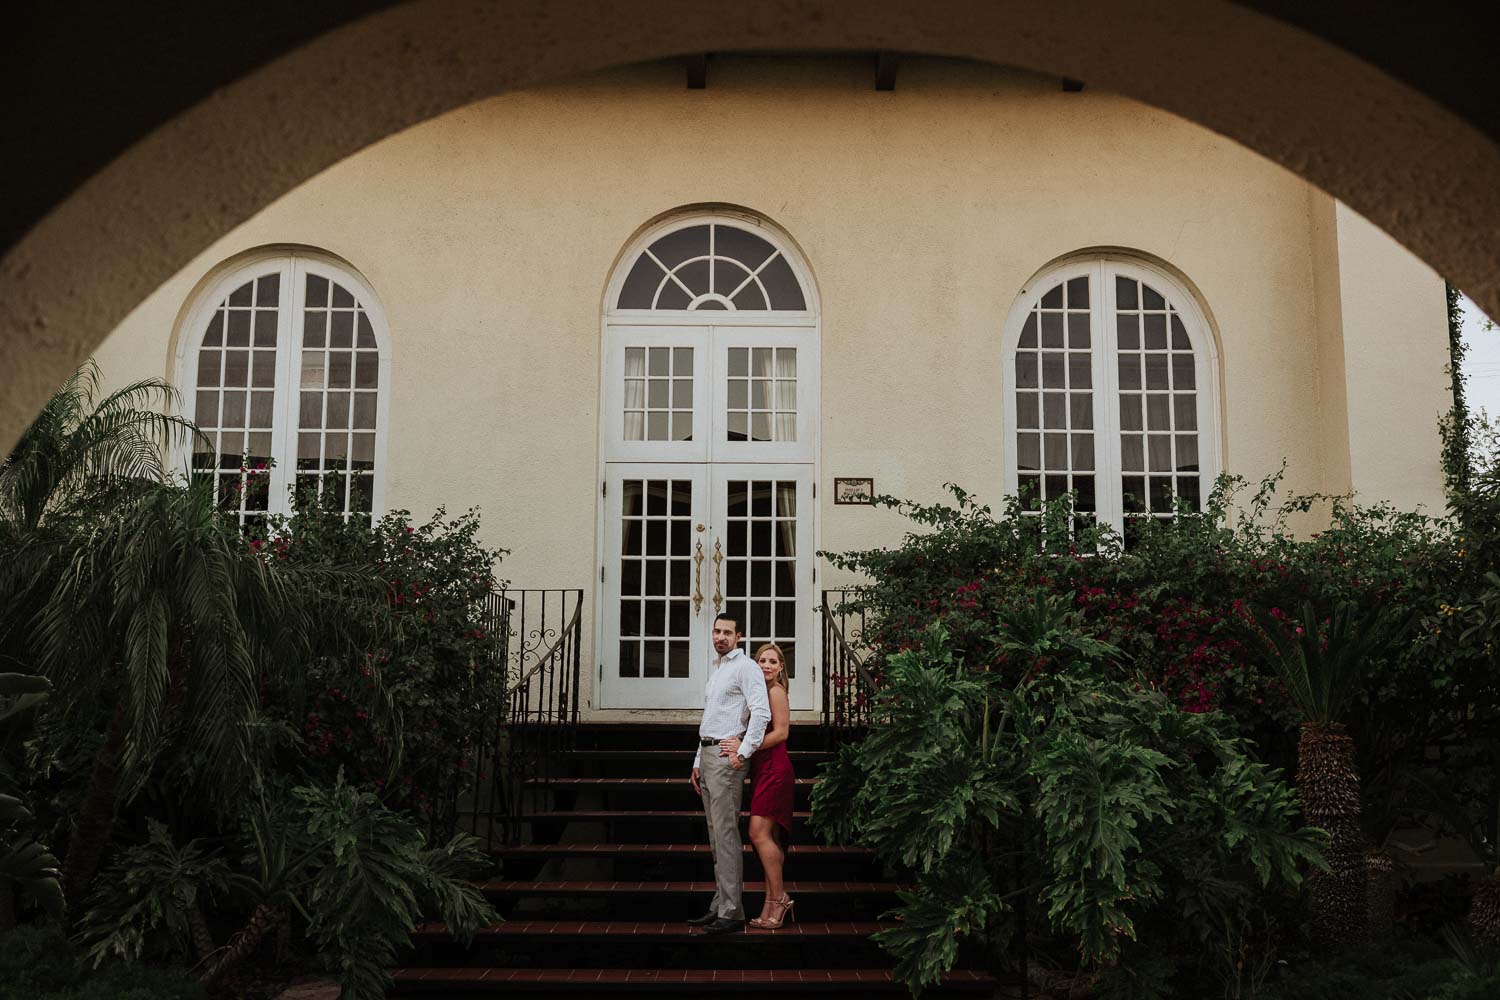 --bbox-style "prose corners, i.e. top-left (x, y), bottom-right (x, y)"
top-left (496, 844), bottom-right (870, 858)
top-left (389, 967), bottom-right (994, 992)
top-left (482, 880), bottom-right (904, 896)
top-left (526, 723), bottom-right (839, 753)
top-left (552, 751), bottom-right (826, 778)
top-left (516, 811), bottom-right (814, 821)
top-left (530, 778), bottom-right (818, 786)
top-left (413, 920), bottom-right (893, 940)
top-left (564, 750), bottom-right (832, 760)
